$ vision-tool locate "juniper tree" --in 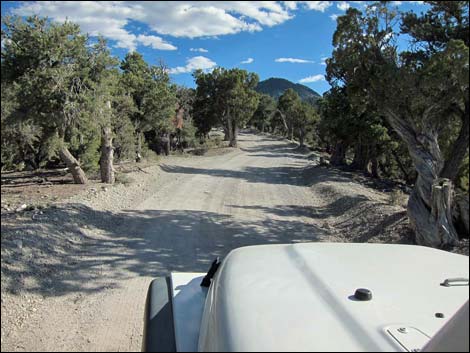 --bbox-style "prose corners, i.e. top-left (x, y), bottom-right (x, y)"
top-left (120, 53), bottom-right (177, 159)
top-left (251, 94), bottom-right (277, 133)
top-left (1, 16), bottom-right (92, 183)
top-left (327, 2), bottom-right (469, 247)
top-left (193, 68), bottom-right (259, 147)
top-left (278, 88), bottom-right (301, 141)
top-left (292, 101), bottom-right (320, 148)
